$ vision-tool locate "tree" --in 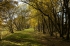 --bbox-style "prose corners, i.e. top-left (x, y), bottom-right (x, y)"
top-left (13, 4), bottom-right (29, 30)
top-left (21, 0), bottom-right (70, 39)
top-left (0, 0), bottom-right (18, 33)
